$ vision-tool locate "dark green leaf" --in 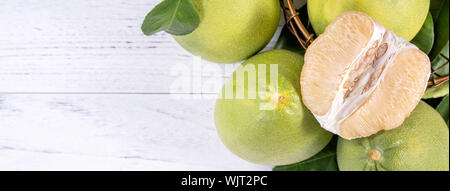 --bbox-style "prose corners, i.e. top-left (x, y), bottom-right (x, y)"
top-left (431, 42), bottom-right (449, 77)
top-left (428, 0), bottom-right (449, 86)
top-left (411, 13), bottom-right (434, 54)
top-left (141, 0), bottom-right (200, 36)
top-left (429, 0), bottom-right (449, 61)
top-left (273, 137), bottom-right (338, 171)
top-left (437, 95), bottom-right (449, 126)
top-left (430, 0), bottom-right (446, 22)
